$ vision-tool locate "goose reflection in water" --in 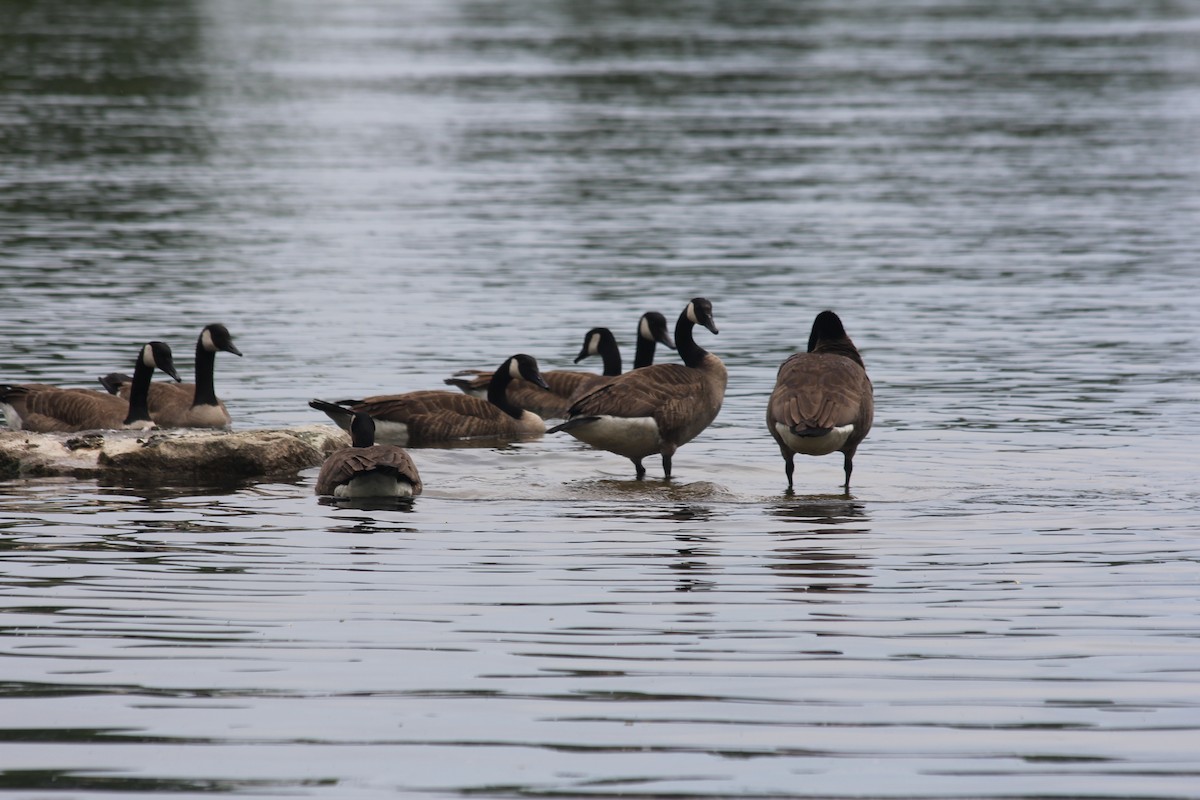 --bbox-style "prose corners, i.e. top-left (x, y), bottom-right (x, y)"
top-left (670, 531), bottom-right (719, 594)
top-left (768, 499), bottom-right (871, 593)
